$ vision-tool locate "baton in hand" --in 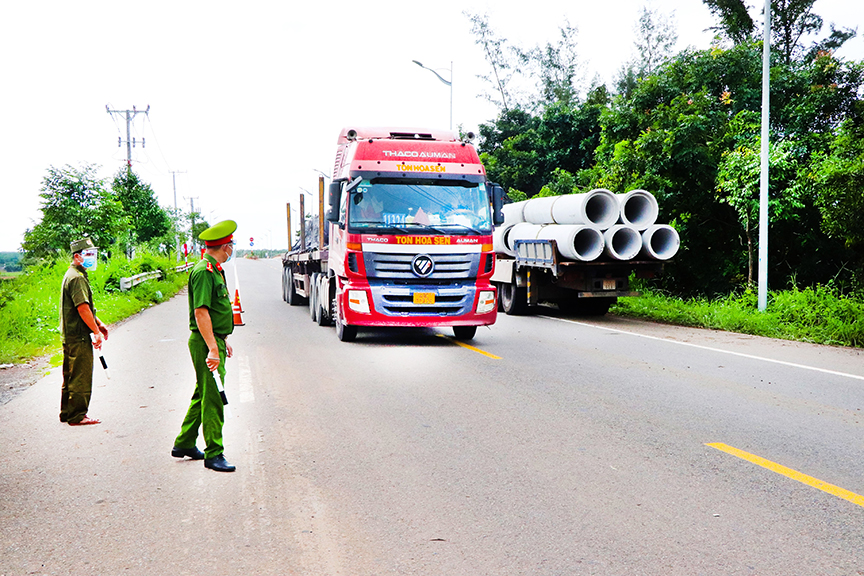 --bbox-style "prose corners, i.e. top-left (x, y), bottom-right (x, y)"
top-left (90, 334), bottom-right (111, 380)
top-left (209, 360), bottom-right (232, 419)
